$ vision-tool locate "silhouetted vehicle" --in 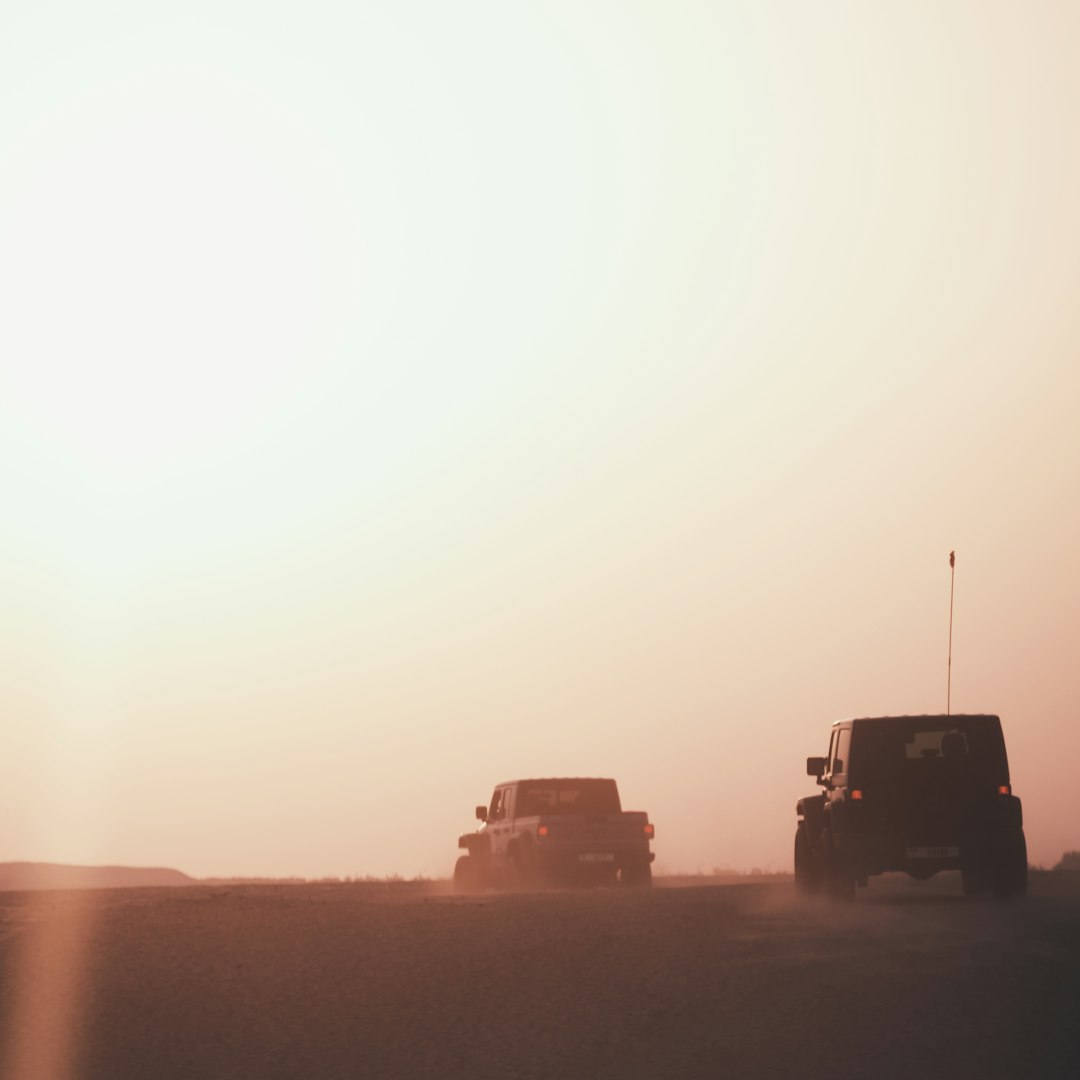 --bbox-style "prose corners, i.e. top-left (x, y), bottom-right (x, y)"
top-left (796, 714), bottom-right (1027, 901)
top-left (455, 778), bottom-right (655, 890)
